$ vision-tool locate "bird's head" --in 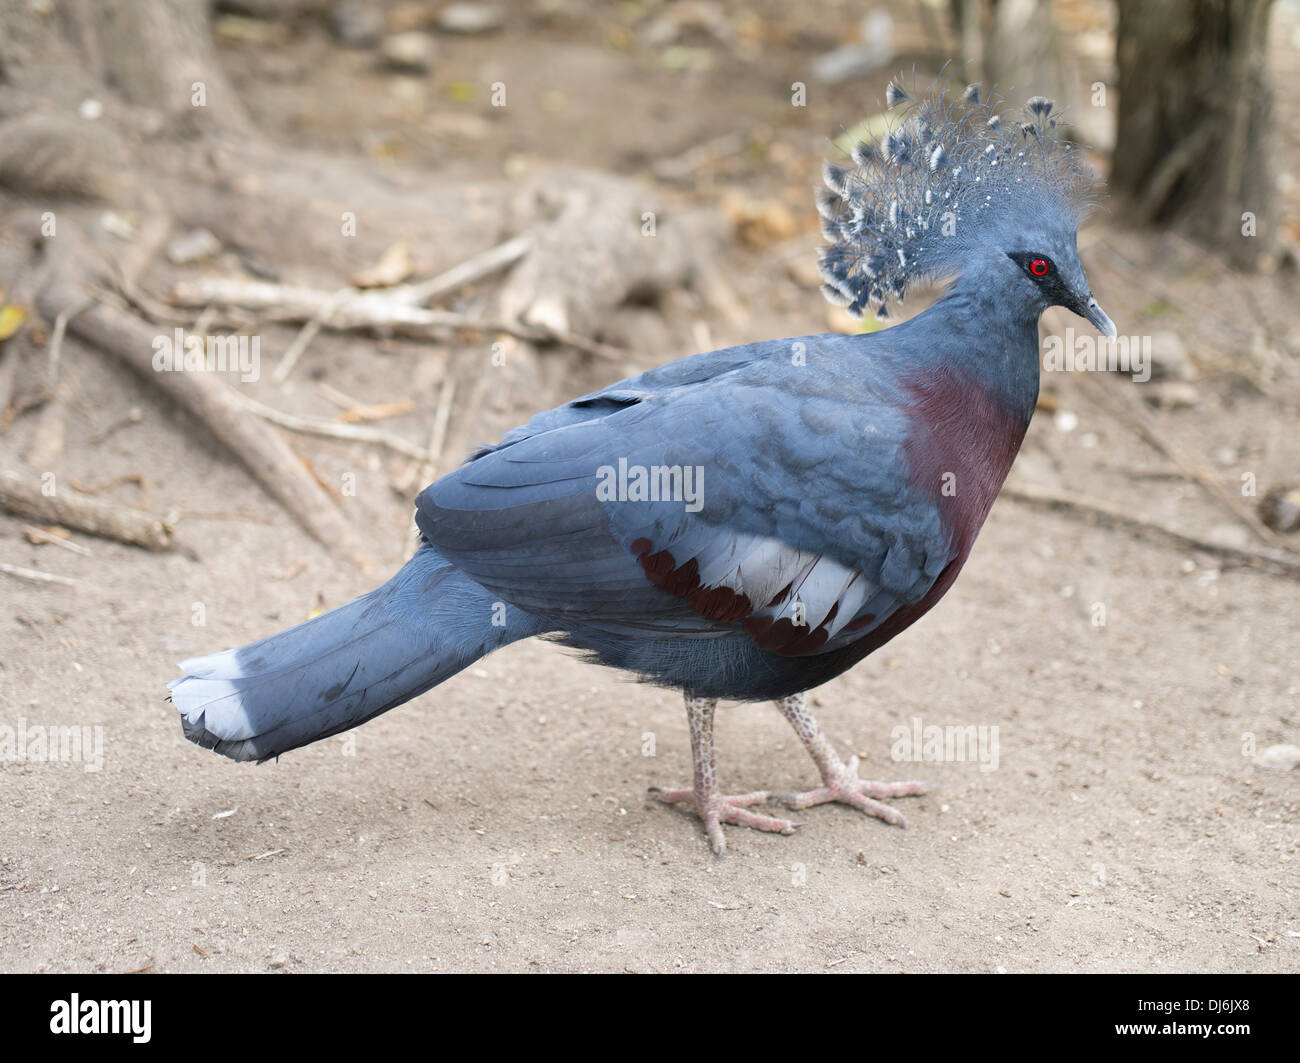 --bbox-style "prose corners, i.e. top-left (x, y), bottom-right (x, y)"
top-left (1000, 233), bottom-right (1116, 339)
top-left (818, 83), bottom-right (1115, 338)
